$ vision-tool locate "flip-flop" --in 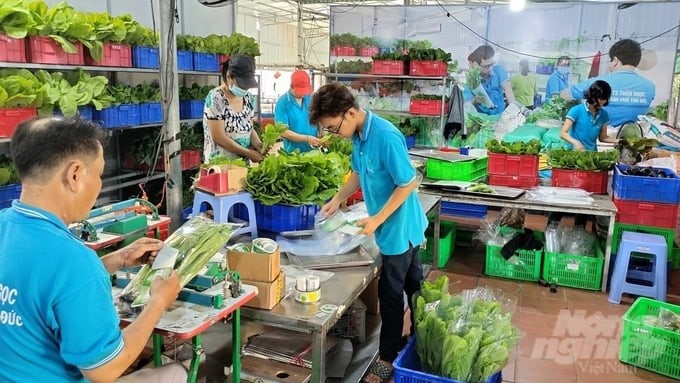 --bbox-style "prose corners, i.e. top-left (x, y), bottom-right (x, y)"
top-left (364, 360), bottom-right (393, 383)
